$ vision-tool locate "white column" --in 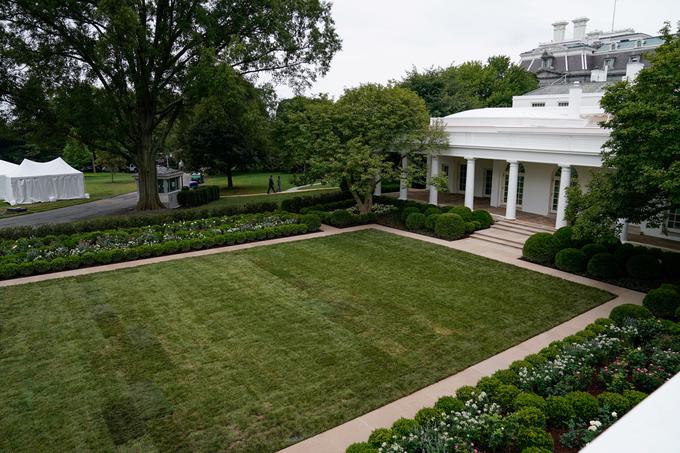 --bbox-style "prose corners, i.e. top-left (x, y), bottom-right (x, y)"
top-left (555, 164), bottom-right (571, 229)
top-left (505, 161), bottom-right (519, 220)
top-left (426, 154), bottom-right (432, 183)
top-left (464, 157), bottom-right (476, 210)
top-left (429, 154), bottom-right (439, 205)
top-left (373, 174), bottom-right (381, 196)
top-left (399, 155), bottom-right (408, 200)
top-left (619, 219), bottom-right (629, 242)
